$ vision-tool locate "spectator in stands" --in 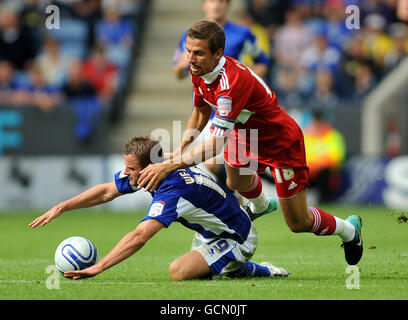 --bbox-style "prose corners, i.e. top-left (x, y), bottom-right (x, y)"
top-left (303, 110), bottom-right (346, 203)
top-left (245, 0), bottom-right (291, 37)
top-left (95, 5), bottom-right (135, 84)
top-left (300, 32), bottom-right (342, 75)
top-left (321, 1), bottom-right (354, 51)
top-left (25, 66), bottom-right (62, 113)
top-left (274, 65), bottom-right (306, 109)
top-left (239, 12), bottom-right (271, 70)
top-left (72, 0), bottom-right (103, 50)
top-left (340, 32), bottom-right (376, 99)
top-left (62, 60), bottom-right (97, 102)
top-left (62, 60), bottom-right (101, 143)
top-left (273, 7), bottom-right (314, 69)
top-left (362, 13), bottom-right (394, 76)
top-left (102, 0), bottom-right (144, 20)
top-left (51, 0), bottom-right (77, 19)
top-left (82, 44), bottom-right (119, 107)
top-left (35, 37), bottom-right (73, 88)
top-left (352, 62), bottom-right (377, 102)
top-left (384, 22), bottom-right (408, 71)
top-left (308, 68), bottom-right (340, 109)
top-left (20, 0), bottom-right (45, 54)
top-left (359, 0), bottom-right (399, 27)
top-left (0, 60), bottom-right (62, 112)
top-left (0, 8), bottom-right (38, 70)
top-left (95, 6), bottom-right (135, 49)
top-left (0, 61), bottom-right (19, 104)
top-left (271, 7), bottom-right (315, 104)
